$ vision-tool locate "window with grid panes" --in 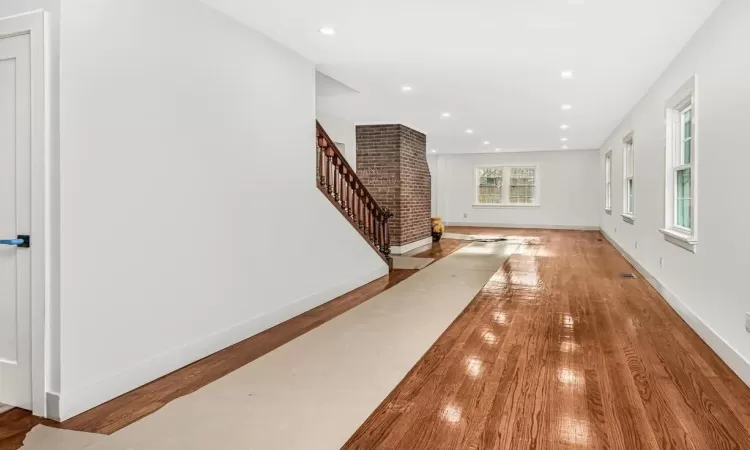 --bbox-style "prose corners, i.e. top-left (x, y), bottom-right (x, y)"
top-left (509, 167), bottom-right (536, 204)
top-left (475, 166), bottom-right (537, 206)
top-left (623, 135), bottom-right (634, 218)
top-left (476, 167), bottom-right (503, 204)
top-left (661, 77), bottom-right (698, 252)
top-left (605, 151), bottom-right (612, 211)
